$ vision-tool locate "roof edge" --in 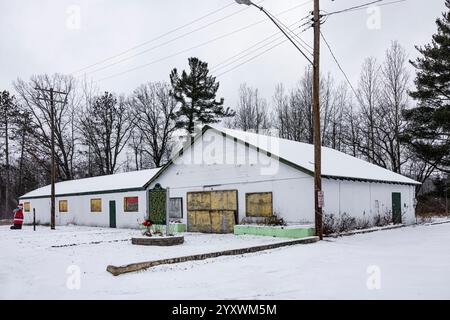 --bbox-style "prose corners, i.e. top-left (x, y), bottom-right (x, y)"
top-left (19, 187), bottom-right (146, 200)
